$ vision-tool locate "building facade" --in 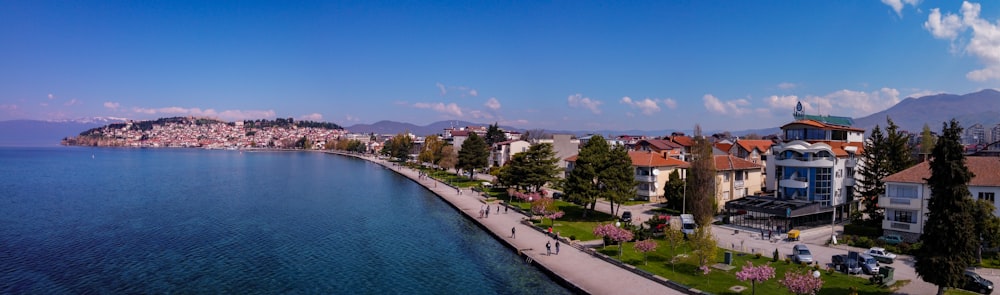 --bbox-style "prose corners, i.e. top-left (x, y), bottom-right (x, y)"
top-left (714, 155), bottom-right (763, 211)
top-left (880, 157), bottom-right (1000, 242)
